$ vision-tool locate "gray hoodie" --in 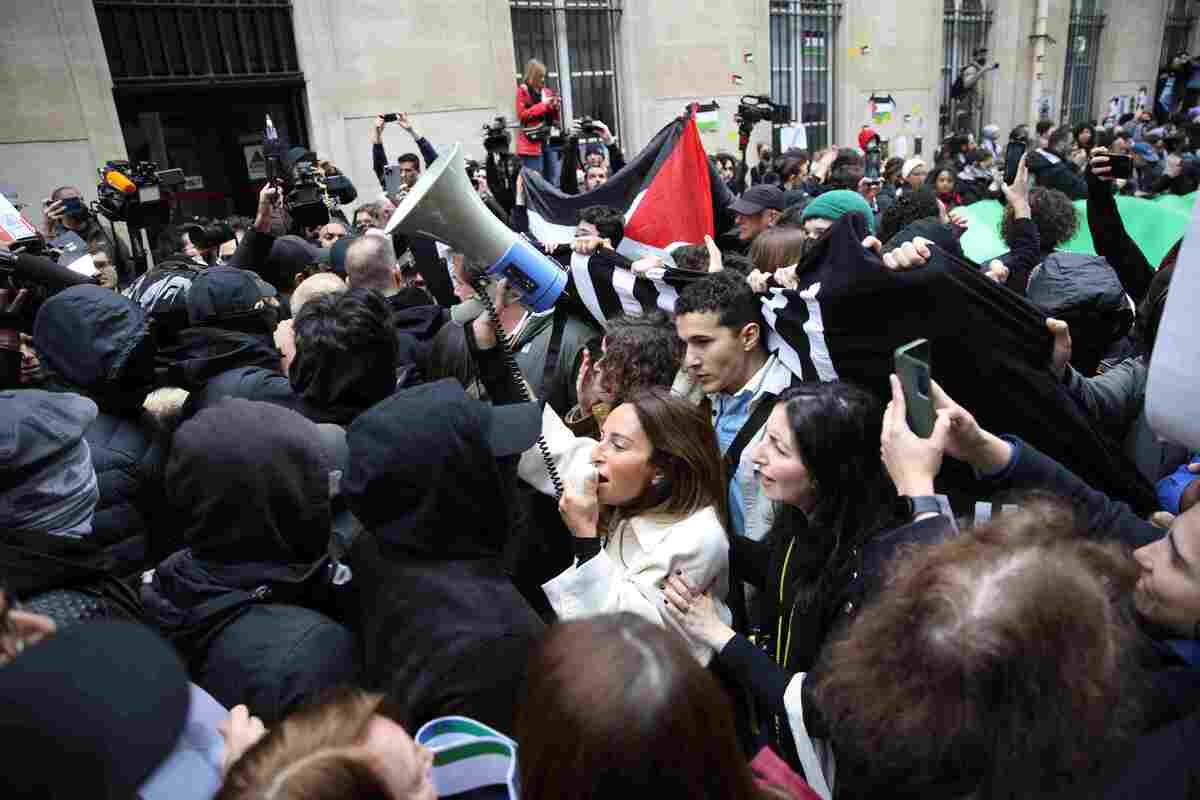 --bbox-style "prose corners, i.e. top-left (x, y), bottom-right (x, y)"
top-left (0, 390), bottom-right (99, 537)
